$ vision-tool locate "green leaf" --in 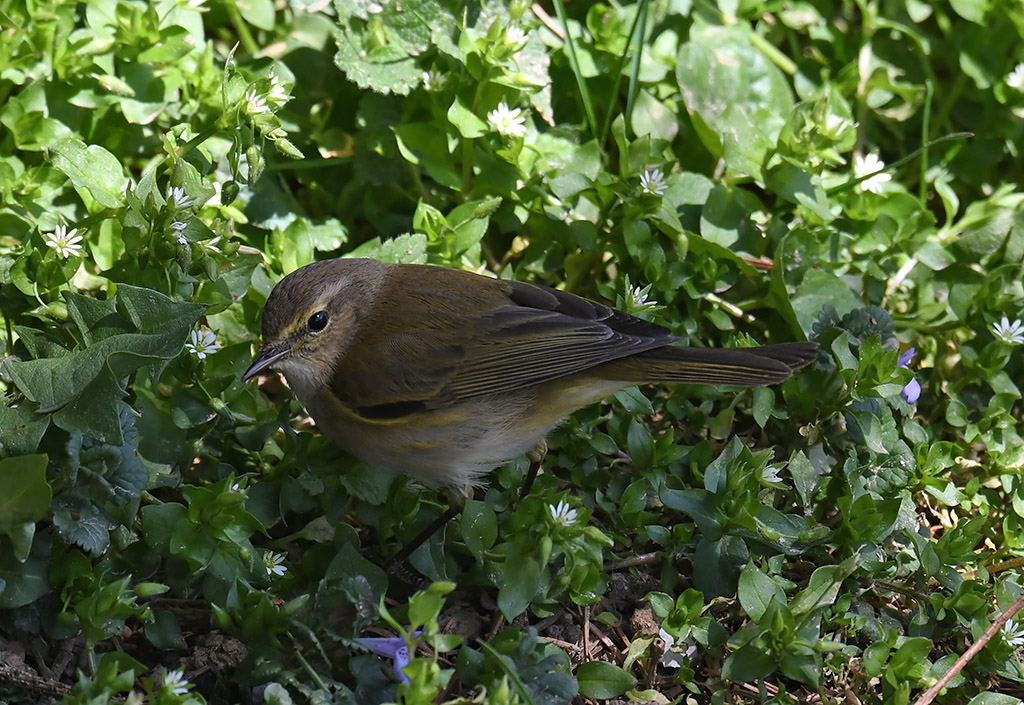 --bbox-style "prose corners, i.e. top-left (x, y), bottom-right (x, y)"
top-left (752, 387), bottom-right (774, 428)
top-left (461, 499), bottom-right (497, 560)
top-left (234, 0), bottom-right (275, 31)
top-left (326, 543), bottom-right (388, 598)
top-left (145, 609), bottom-right (187, 650)
top-left (5, 286), bottom-right (204, 443)
top-left (722, 643), bottom-right (776, 682)
top-left (0, 455), bottom-right (51, 531)
top-left (333, 0), bottom-right (459, 95)
top-left (659, 488), bottom-right (722, 539)
top-left (53, 503), bottom-right (110, 556)
top-left (788, 450), bottom-right (822, 509)
top-left (967, 694), bottom-right (1024, 705)
top-left (789, 565), bottom-right (843, 616)
top-left (790, 269), bottom-right (863, 336)
top-left (676, 24), bottom-right (793, 180)
top-left (348, 233), bottom-right (428, 264)
top-left (497, 555), bottom-right (541, 621)
top-left (0, 555), bottom-right (50, 609)
top-left (0, 407), bottom-right (49, 456)
top-left (693, 534), bottom-right (748, 599)
top-left (49, 137), bottom-right (129, 208)
top-left (737, 564), bottom-right (784, 622)
top-left (576, 660), bottom-right (636, 699)
top-left (447, 93), bottom-right (489, 138)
